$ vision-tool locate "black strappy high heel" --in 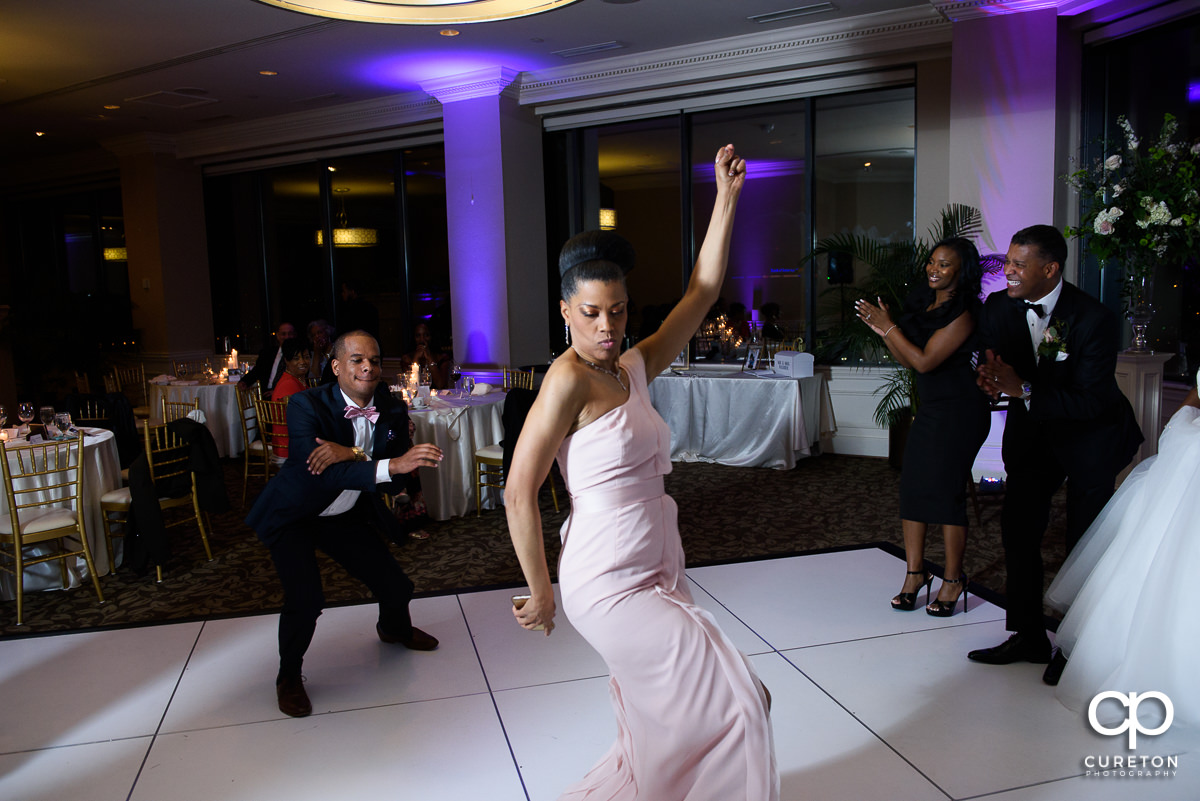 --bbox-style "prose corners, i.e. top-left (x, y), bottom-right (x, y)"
top-left (891, 570), bottom-right (933, 611)
top-left (926, 574), bottom-right (969, 617)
